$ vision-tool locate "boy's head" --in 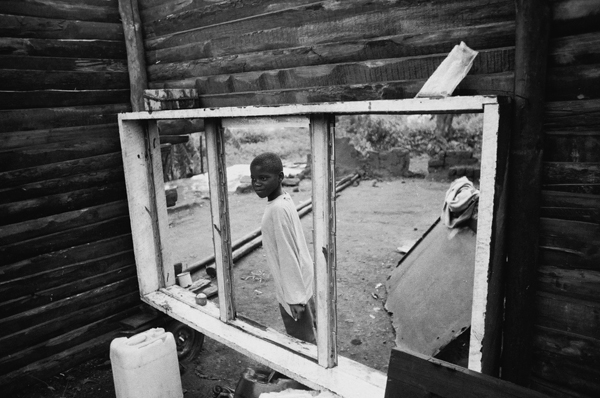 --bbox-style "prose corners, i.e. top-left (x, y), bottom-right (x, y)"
top-left (250, 152), bottom-right (284, 201)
